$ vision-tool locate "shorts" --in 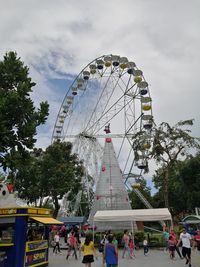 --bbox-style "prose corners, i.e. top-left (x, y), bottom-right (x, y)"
top-left (169, 246), bottom-right (175, 252)
top-left (82, 255), bottom-right (94, 263)
top-left (182, 247), bottom-right (191, 258)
